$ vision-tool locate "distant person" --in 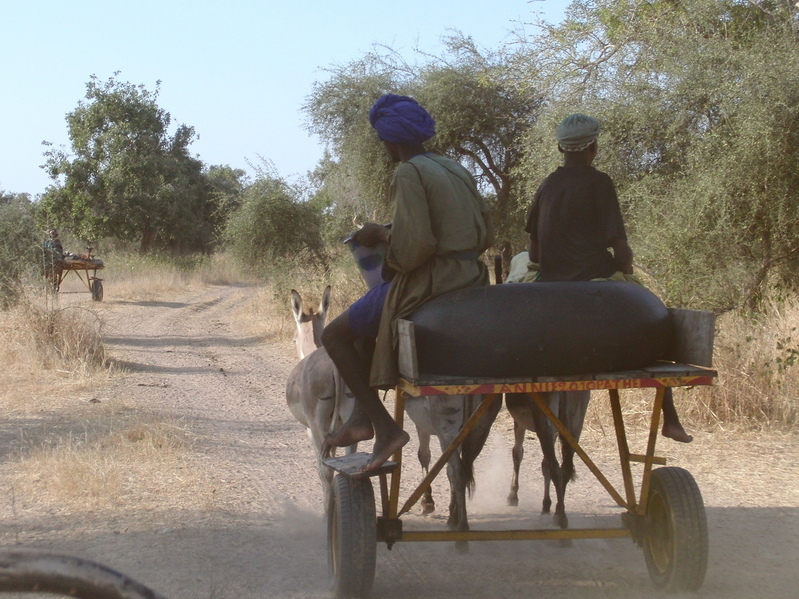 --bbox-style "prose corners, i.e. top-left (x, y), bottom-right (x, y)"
top-left (321, 94), bottom-right (495, 472)
top-left (525, 113), bottom-right (692, 443)
top-left (45, 229), bottom-right (64, 257)
top-left (42, 228), bottom-right (65, 290)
